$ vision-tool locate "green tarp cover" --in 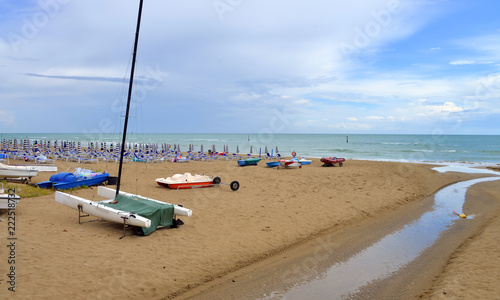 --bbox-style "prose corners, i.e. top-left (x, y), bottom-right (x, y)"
top-left (101, 194), bottom-right (175, 236)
